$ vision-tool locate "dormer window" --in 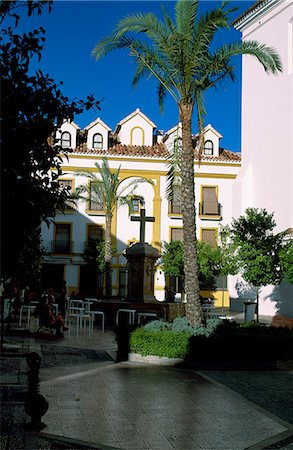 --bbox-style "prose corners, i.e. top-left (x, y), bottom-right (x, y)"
top-left (61, 131), bottom-right (71, 148)
top-left (204, 140), bottom-right (213, 155)
top-left (93, 133), bottom-right (103, 149)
